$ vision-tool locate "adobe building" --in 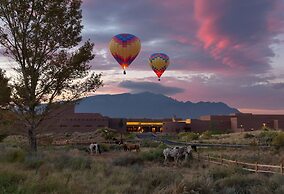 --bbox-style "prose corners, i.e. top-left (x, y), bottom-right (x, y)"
top-left (37, 105), bottom-right (127, 133)
top-left (126, 118), bottom-right (172, 133)
top-left (189, 113), bottom-right (284, 133)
